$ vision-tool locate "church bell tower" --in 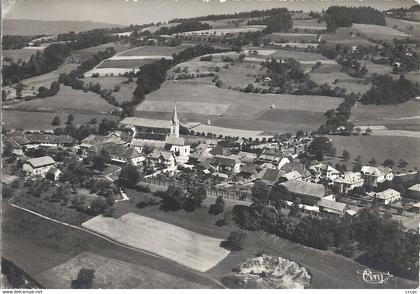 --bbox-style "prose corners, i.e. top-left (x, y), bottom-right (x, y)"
top-left (170, 104), bottom-right (179, 138)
